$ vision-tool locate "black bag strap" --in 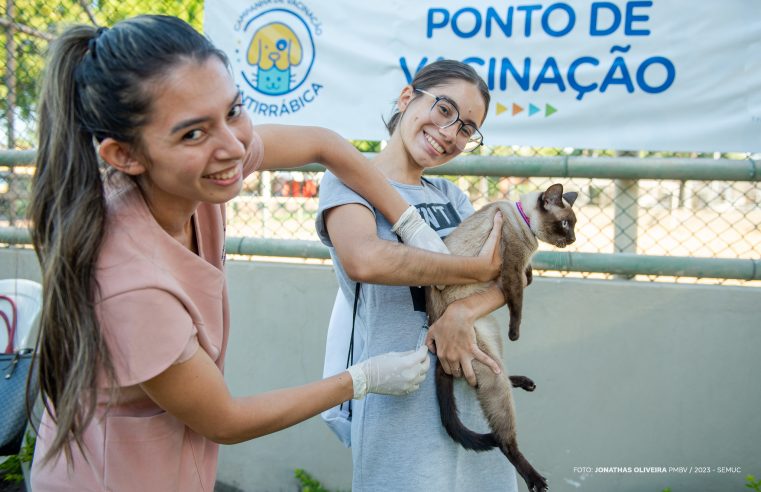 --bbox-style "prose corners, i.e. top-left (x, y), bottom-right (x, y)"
top-left (340, 282), bottom-right (361, 415)
top-left (344, 282), bottom-right (361, 369)
top-left (0, 294), bottom-right (17, 354)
